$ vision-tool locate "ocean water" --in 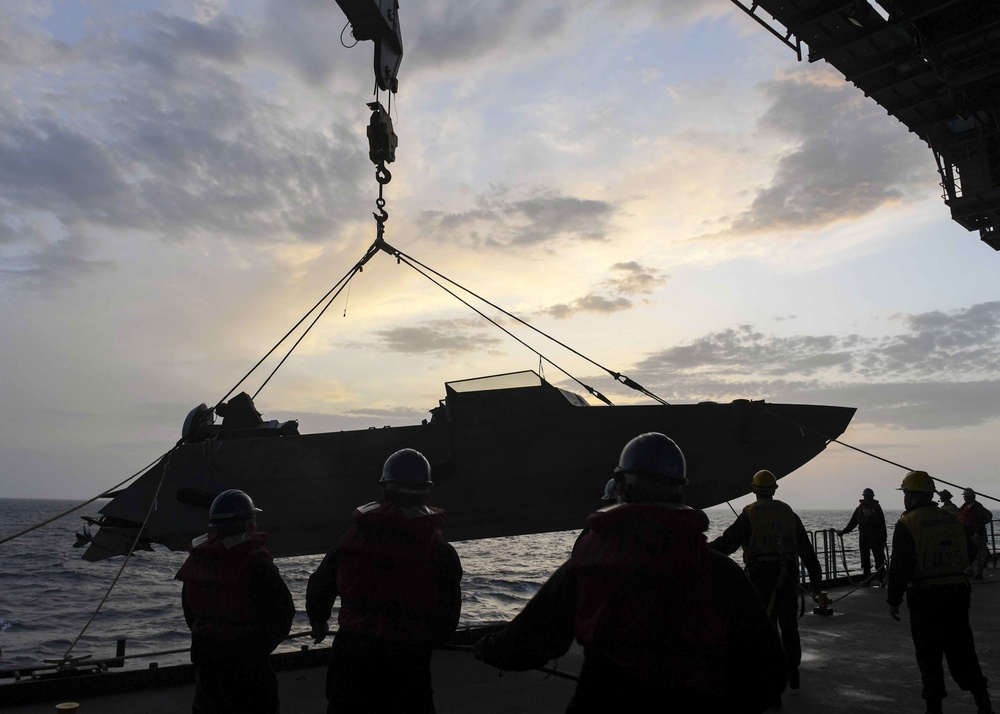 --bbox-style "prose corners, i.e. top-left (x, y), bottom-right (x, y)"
top-left (0, 498), bottom-right (898, 674)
